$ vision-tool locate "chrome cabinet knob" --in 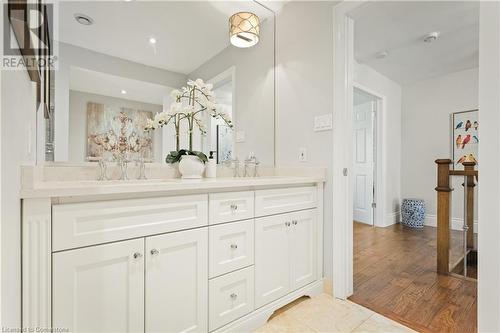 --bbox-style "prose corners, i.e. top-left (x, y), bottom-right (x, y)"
top-left (285, 221), bottom-right (291, 227)
top-left (150, 249), bottom-right (159, 256)
top-left (230, 244), bottom-right (238, 250)
top-left (230, 293), bottom-right (238, 299)
top-left (230, 204), bottom-right (238, 211)
top-left (292, 220), bottom-right (298, 225)
top-left (133, 252), bottom-right (143, 259)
